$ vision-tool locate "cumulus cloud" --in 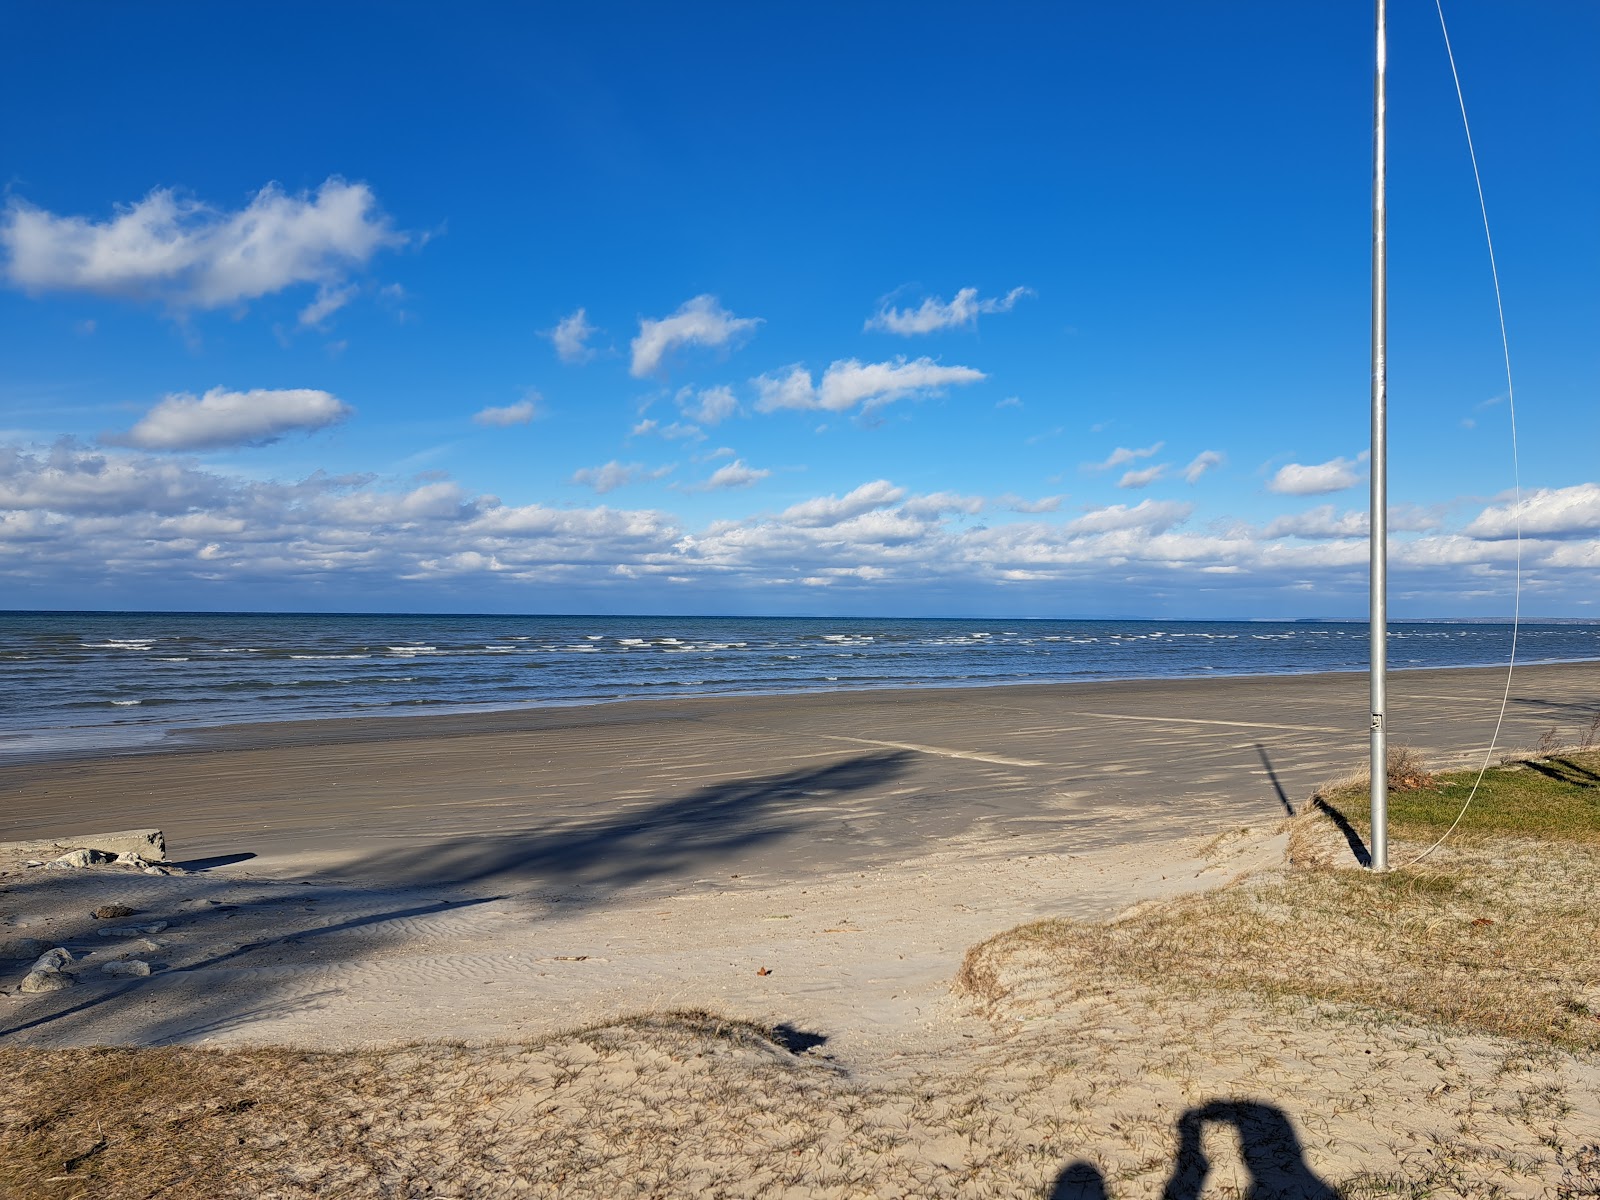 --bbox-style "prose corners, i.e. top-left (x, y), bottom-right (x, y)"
top-left (865, 286), bottom-right (1032, 335)
top-left (107, 388), bottom-right (352, 451)
top-left (571, 461), bottom-right (673, 494)
top-left (1264, 505), bottom-right (1368, 539)
top-left (3, 442), bottom-right (1597, 607)
top-left (1118, 464), bottom-right (1168, 489)
top-left (2, 179), bottom-right (403, 313)
top-left (1263, 504), bottom-right (1438, 539)
top-left (1183, 450), bottom-right (1225, 483)
top-left (1066, 500), bottom-right (1194, 535)
top-left (1088, 443), bottom-right (1164, 471)
top-left (678, 385), bottom-right (738, 426)
top-left (754, 357), bottom-right (985, 414)
top-left (630, 295), bottom-right (760, 377)
top-left (681, 459), bottom-right (769, 492)
top-left (1467, 483), bottom-right (1600, 539)
top-left (547, 308), bottom-right (598, 363)
top-left (1267, 456), bottom-right (1363, 496)
top-left (901, 491), bottom-right (985, 519)
top-left (778, 481), bottom-right (906, 528)
top-left (0, 440), bottom-right (234, 514)
top-left (472, 397), bottom-right (541, 427)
